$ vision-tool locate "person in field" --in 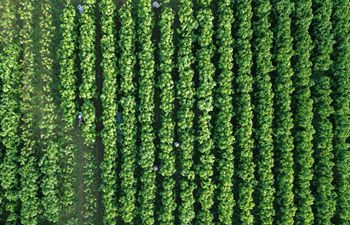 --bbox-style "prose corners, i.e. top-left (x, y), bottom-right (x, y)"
top-left (153, 165), bottom-right (158, 172)
top-left (77, 5), bottom-right (83, 14)
top-left (152, 1), bottom-right (160, 8)
top-left (77, 112), bottom-right (83, 126)
top-left (174, 142), bottom-right (180, 148)
top-left (117, 112), bottom-right (122, 143)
